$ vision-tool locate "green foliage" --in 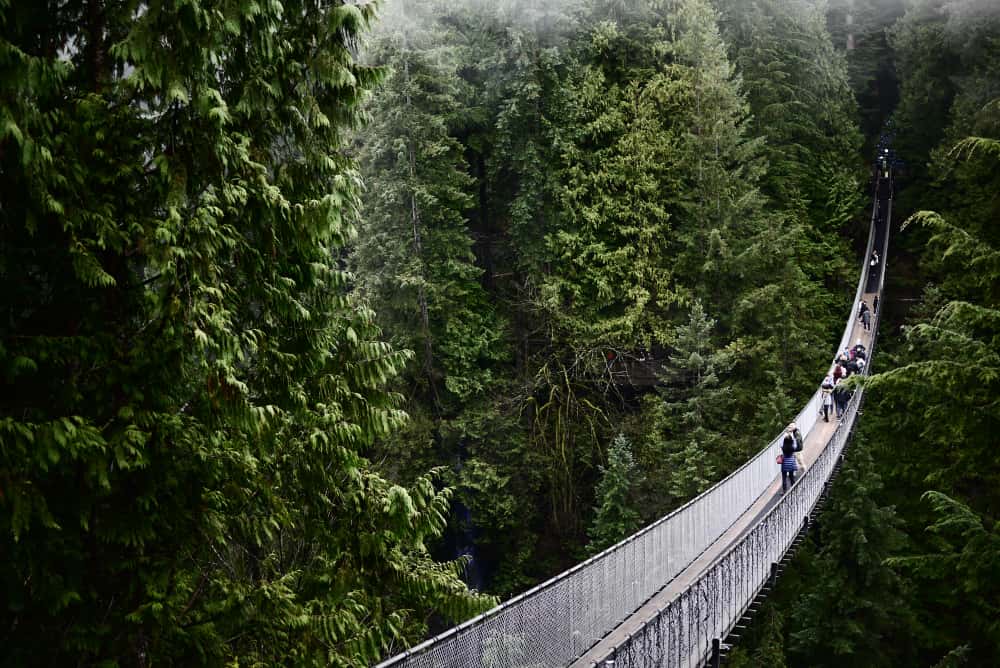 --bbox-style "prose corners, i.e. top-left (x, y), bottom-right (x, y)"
top-left (725, 602), bottom-right (787, 668)
top-left (891, 0), bottom-right (1000, 190)
top-left (355, 22), bottom-right (506, 412)
top-left (642, 302), bottom-right (730, 510)
top-left (932, 644), bottom-right (973, 667)
top-left (586, 433), bottom-right (642, 554)
top-left (718, 0), bottom-right (861, 385)
top-left (827, 0), bottom-right (905, 138)
top-left (351, 0), bottom-right (870, 603)
top-left (0, 1), bottom-right (494, 665)
top-left (725, 0), bottom-right (864, 228)
top-left (863, 185), bottom-right (1000, 659)
top-left (752, 604), bottom-right (789, 668)
top-left (787, 446), bottom-right (914, 667)
top-left (886, 492), bottom-right (1000, 658)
